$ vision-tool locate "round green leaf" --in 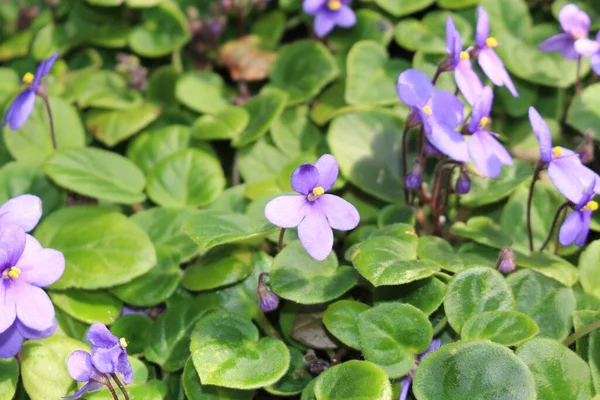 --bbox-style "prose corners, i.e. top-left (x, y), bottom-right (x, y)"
top-left (182, 357), bottom-right (255, 400)
top-left (329, 10), bottom-right (394, 53)
top-left (111, 315), bottom-right (153, 355)
top-left (49, 289), bottom-right (122, 325)
top-left (444, 267), bottom-right (515, 333)
top-left (373, 277), bottom-right (448, 316)
top-left (516, 338), bottom-right (594, 400)
top-left (146, 65), bottom-right (179, 107)
top-left (416, 236), bottom-right (472, 273)
top-left (313, 360), bottom-right (393, 400)
top-left (270, 241), bottom-right (358, 304)
top-left (357, 303), bottom-right (432, 378)
top-left (35, 206), bottom-right (157, 290)
top-left (183, 250), bottom-right (253, 291)
top-left (44, 147), bottom-right (146, 204)
top-left (413, 340), bottom-right (536, 400)
top-left (147, 149), bottom-right (226, 208)
top-left (127, 125), bottom-right (194, 174)
top-left (192, 106), bottom-right (250, 141)
top-left (270, 105), bottom-right (322, 158)
top-left (232, 89), bottom-right (288, 147)
top-left (351, 236), bottom-right (440, 286)
top-left (375, 0), bottom-right (433, 17)
top-left (567, 83), bottom-right (600, 136)
top-left (461, 310), bottom-right (540, 346)
top-left (579, 240), bottom-right (600, 299)
top-left (66, 70), bottom-right (141, 110)
top-left (266, 347), bottom-right (312, 395)
top-left (269, 40), bottom-right (339, 105)
top-left (190, 312), bottom-right (290, 389)
top-left (513, 250), bottom-right (578, 288)
top-left (450, 216), bottom-right (513, 249)
top-left (0, 358), bottom-right (18, 400)
top-left (323, 300), bottom-right (370, 349)
top-left (175, 71), bottom-right (229, 114)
